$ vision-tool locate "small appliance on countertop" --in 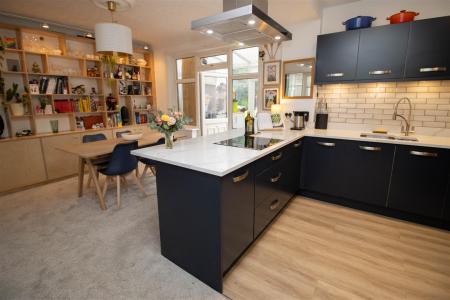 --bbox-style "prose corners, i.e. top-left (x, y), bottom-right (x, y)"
top-left (214, 136), bottom-right (283, 151)
top-left (285, 111), bottom-right (309, 130)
